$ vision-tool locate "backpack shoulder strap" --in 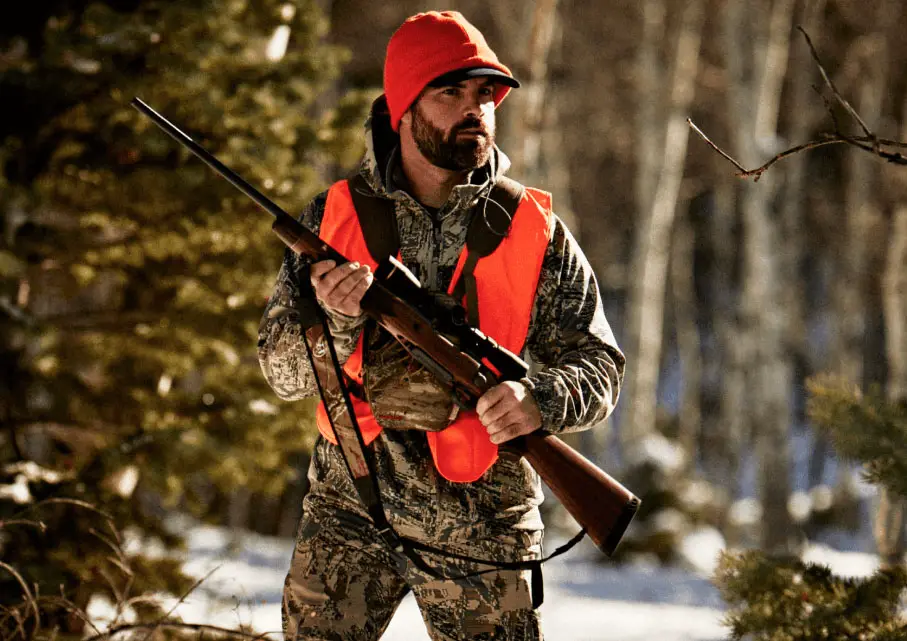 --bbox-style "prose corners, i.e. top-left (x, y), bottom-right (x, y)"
top-left (452, 177), bottom-right (525, 326)
top-left (347, 173), bottom-right (400, 262)
top-left (465, 176), bottom-right (524, 257)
